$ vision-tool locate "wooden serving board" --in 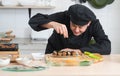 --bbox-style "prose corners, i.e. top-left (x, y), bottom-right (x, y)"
top-left (45, 53), bottom-right (103, 66)
top-left (0, 50), bottom-right (19, 62)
